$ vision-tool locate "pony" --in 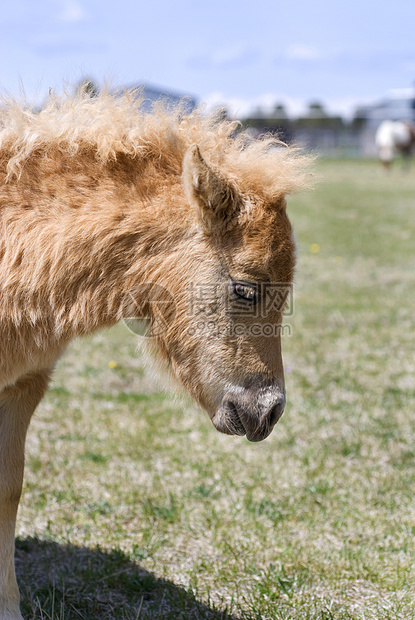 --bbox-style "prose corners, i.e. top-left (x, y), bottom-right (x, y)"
top-left (375, 120), bottom-right (415, 169)
top-left (0, 88), bottom-right (311, 619)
